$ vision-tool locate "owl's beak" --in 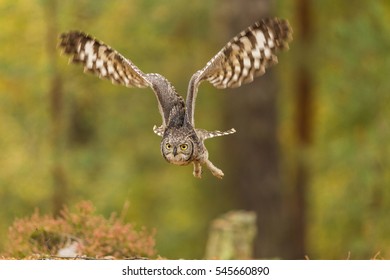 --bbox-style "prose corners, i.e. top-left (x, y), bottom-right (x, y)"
top-left (173, 147), bottom-right (178, 156)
